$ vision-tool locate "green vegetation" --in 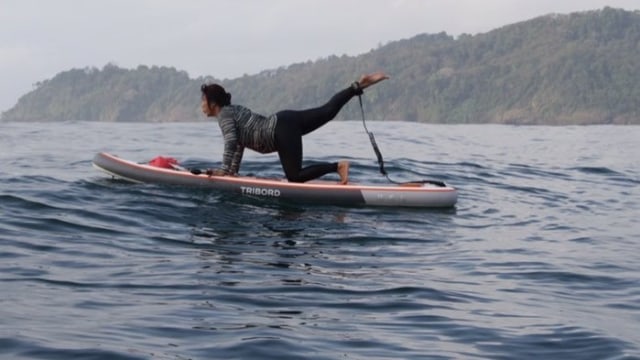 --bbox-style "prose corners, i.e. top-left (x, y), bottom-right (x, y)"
top-left (3, 7), bottom-right (639, 124)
